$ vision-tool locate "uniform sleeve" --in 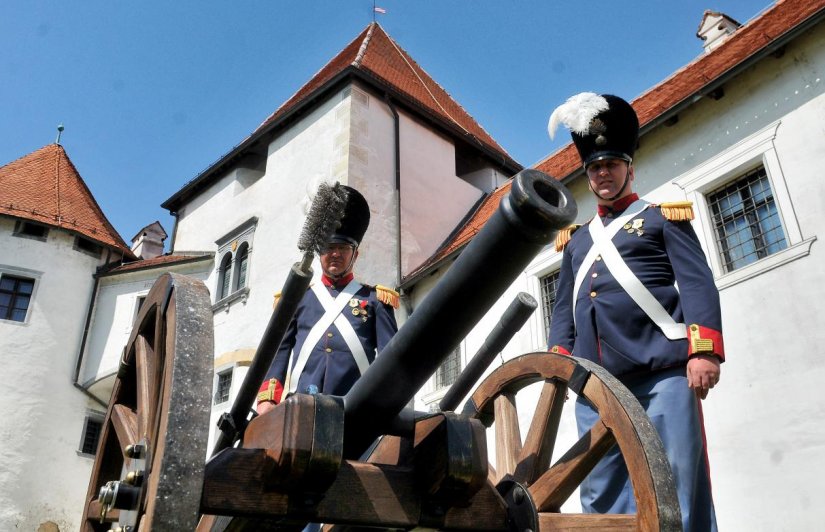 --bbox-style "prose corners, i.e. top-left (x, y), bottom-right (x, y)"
top-left (374, 300), bottom-right (398, 354)
top-left (547, 247), bottom-right (576, 356)
top-left (662, 216), bottom-right (725, 360)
